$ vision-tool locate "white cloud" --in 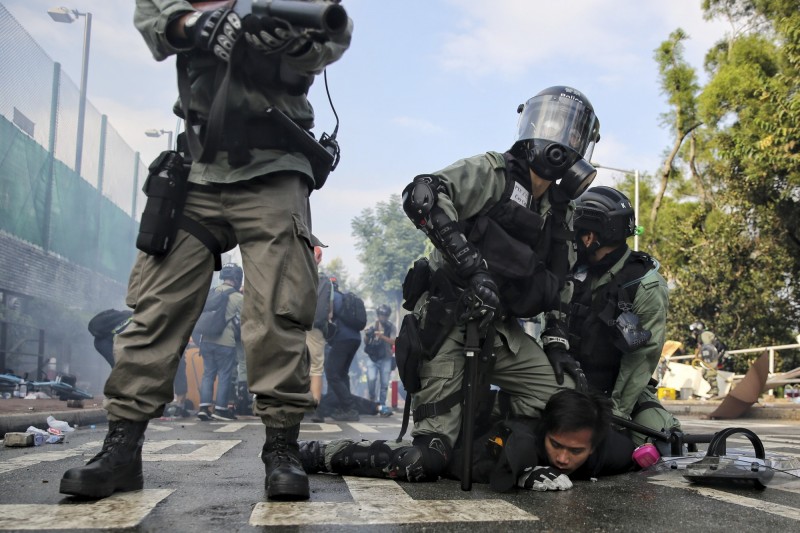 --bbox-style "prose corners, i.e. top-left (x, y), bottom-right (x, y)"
top-left (390, 116), bottom-right (445, 134)
top-left (437, 0), bottom-right (729, 80)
